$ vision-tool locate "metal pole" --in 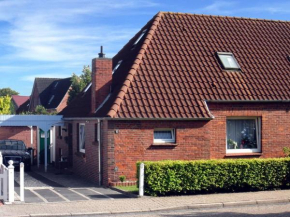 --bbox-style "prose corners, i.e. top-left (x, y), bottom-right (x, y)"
top-left (44, 130), bottom-right (48, 172)
top-left (8, 160), bottom-right (14, 203)
top-left (37, 127), bottom-right (40, 168)
top-left (0, 151), bottom-right (2, 165)
top-left (20, 163), bottom-right (24, 202)
top-left (139, 163), bottom-right (144, 197)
